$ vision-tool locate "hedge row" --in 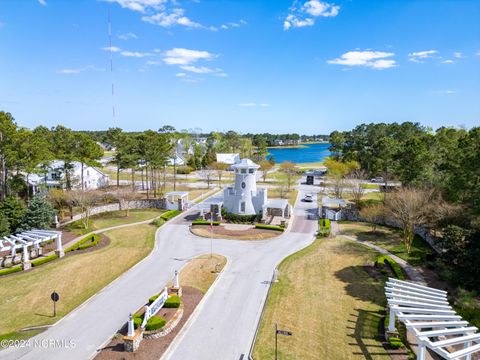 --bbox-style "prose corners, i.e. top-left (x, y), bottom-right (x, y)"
top-left (133, 313), bottom-right (143, 329)
top-left (151, 218), bottom-right (165, 227)
top-left (31, 254), bottom-right (59, 267)
top-left (192, 220), bottom-right (220, 226)
top-left (376, 255), bottom-right (405, 280)
top-left (66, 234), bottom-right (101, 252)
top-left (160, 210), bottom-right (182, 221)
top-left (164, 295), bottom-right (181, 308)
top-left (255, 224), bottom-right (285, 232)
top-left (222, 209), bottom-right (260, 224)
top-left (0, 265), bottom-right (22, 276)
top-left (318, 218), bottom-right (331, 237)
